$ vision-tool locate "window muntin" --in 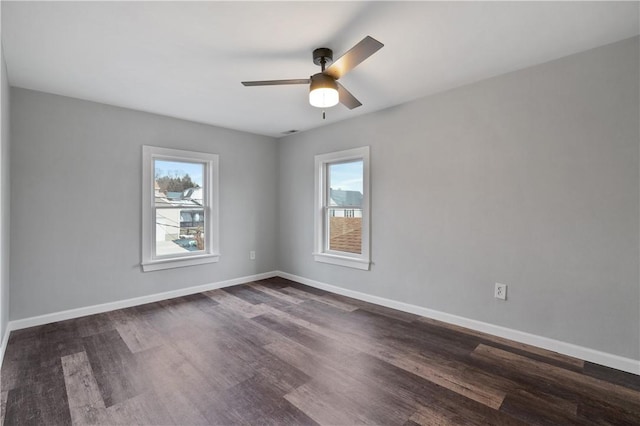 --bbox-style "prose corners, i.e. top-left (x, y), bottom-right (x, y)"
top-left (314, 147), bottom-right (370, 270)
top-left (142, 146), bottom-right (219, 272)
